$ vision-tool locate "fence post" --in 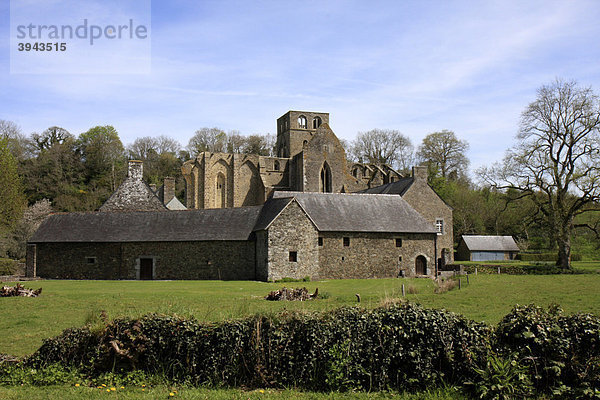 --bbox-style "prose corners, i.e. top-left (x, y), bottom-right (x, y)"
top-left (498, 267), bottom-right (501, 274)
top-left (466, 274), bottom-right (469, 284)
top-left (475, 267), bottom-right (477, 275)
top-left (402, 284), bottom-right (405, 297)
top-left (459, 278), bottom-right (462, 290)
